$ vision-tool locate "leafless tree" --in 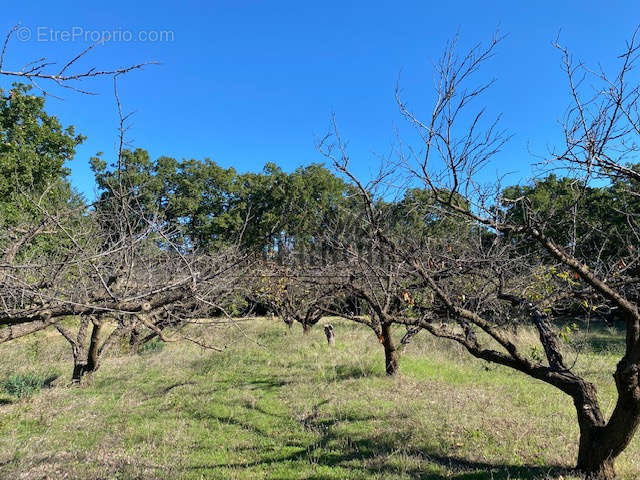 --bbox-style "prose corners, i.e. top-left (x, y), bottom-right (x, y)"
top-left (315, 136), bottom-right (433, 375)
top-left (0, 58), bottom-right (243, 383)
top-left (250, 259), bottom-right (340, 335)
top-left (388, 29), bottom-right (640, 479)
top-left (0, 181), bottom-right (244, 383)
top-left (0, 23), bottom-right (154, 95)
